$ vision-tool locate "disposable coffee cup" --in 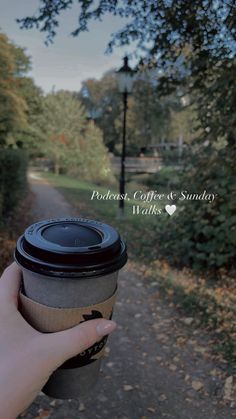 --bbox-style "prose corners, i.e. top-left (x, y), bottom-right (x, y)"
top-left (14, 217), bottom-right (127, 399)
